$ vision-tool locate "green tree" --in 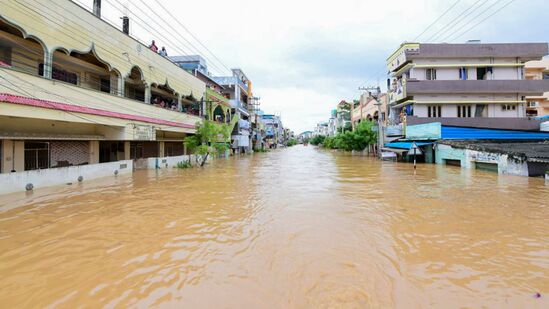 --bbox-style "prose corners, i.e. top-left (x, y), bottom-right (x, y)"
top-left (184, 120), bottom-right (231, 167)
top-left (318, 121), bottom-right (377, 151)
top-left (310, 135), bottom-right (326, 146)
